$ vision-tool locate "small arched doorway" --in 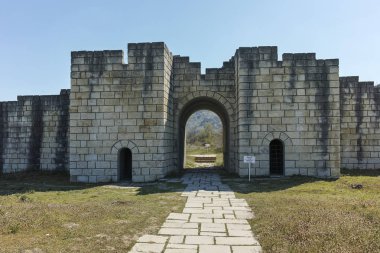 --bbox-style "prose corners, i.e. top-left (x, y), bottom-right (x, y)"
top-left (119, 148), bottom-right (132, 180)
top-left (270, 139), bottom-right (284, 175)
